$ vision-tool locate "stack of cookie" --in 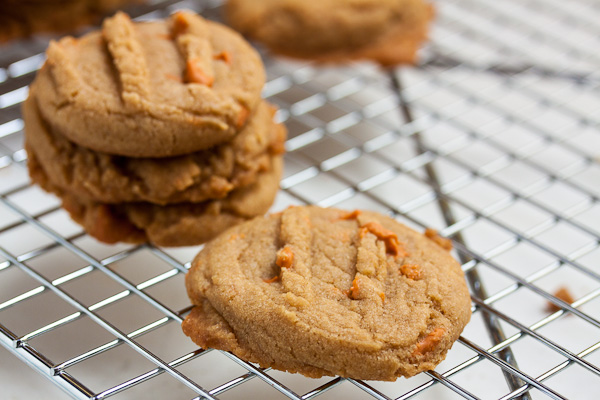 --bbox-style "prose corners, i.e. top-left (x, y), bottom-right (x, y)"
top-left (226, 0), bottom-right (434, 66)
top-left (24, 11), bottom-right (285, 247)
